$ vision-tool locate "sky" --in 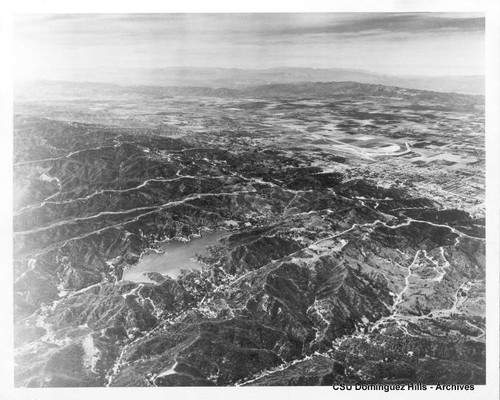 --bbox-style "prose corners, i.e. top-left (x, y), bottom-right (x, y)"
top-left (13, 13), bottom-right (485, 81)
